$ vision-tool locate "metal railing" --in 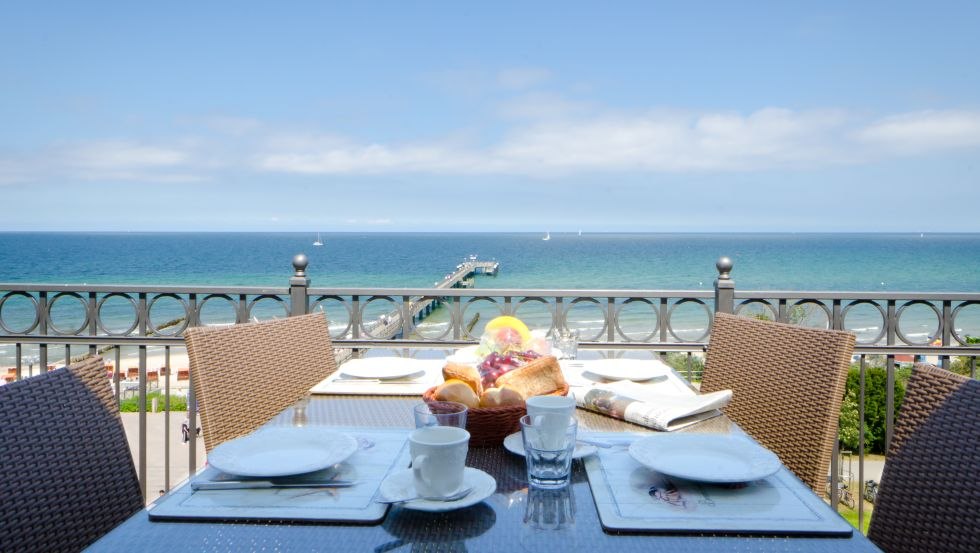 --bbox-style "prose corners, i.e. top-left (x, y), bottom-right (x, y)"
top-left (2, 254), bottom-right (978, 525)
